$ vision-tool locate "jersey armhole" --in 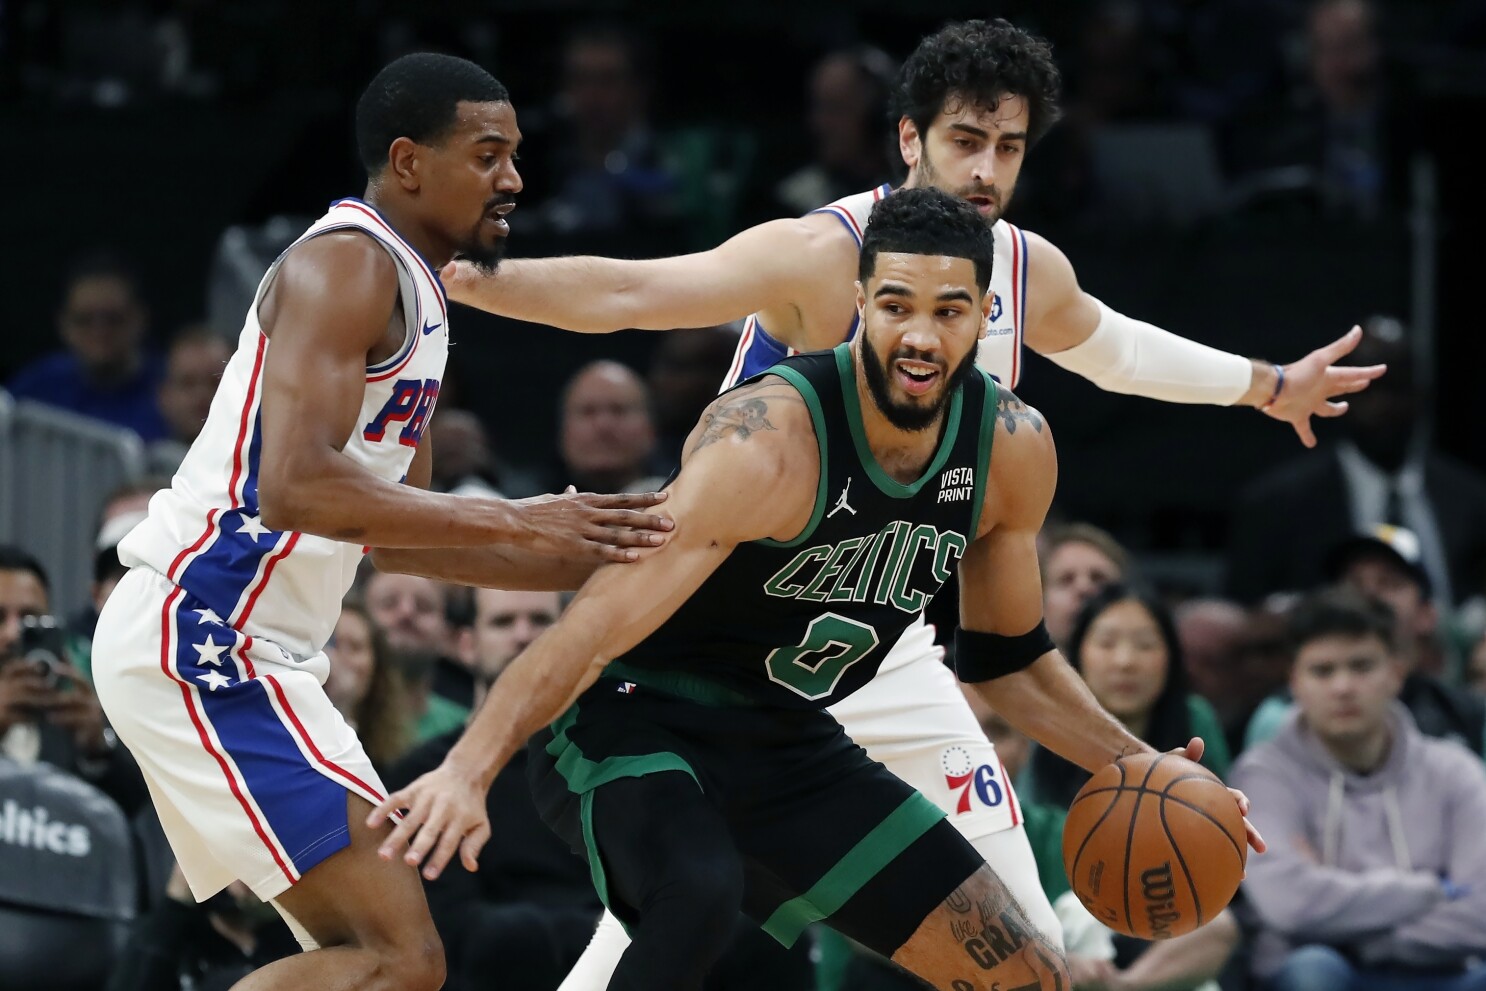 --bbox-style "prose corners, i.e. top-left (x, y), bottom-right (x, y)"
top-left (752, 365), bottom-right (829, 549)
top-left (968, 369), bottom-right (999, 539)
